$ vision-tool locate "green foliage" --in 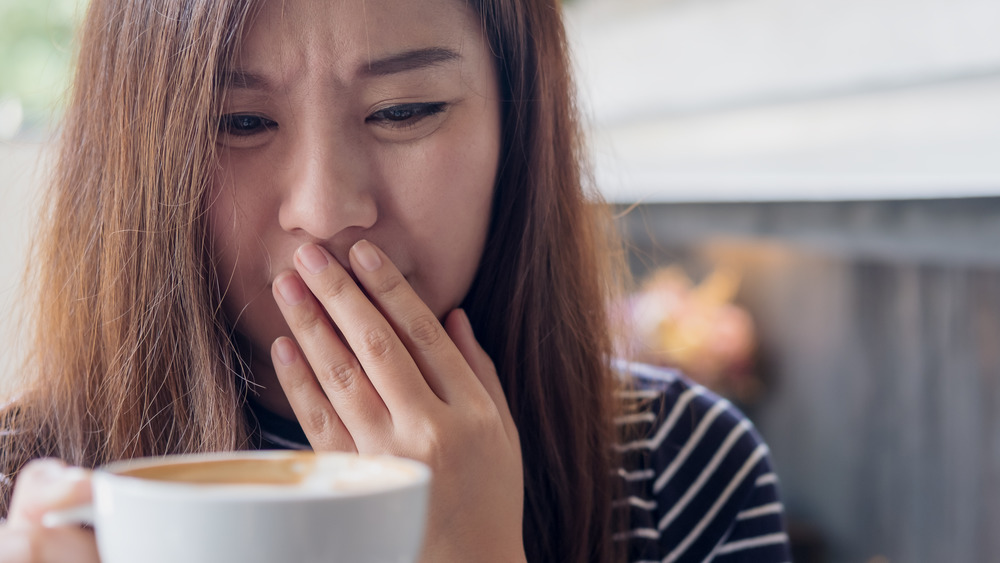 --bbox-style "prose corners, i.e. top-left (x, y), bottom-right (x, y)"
top-left (0, 0), bottom-right (83, 130)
